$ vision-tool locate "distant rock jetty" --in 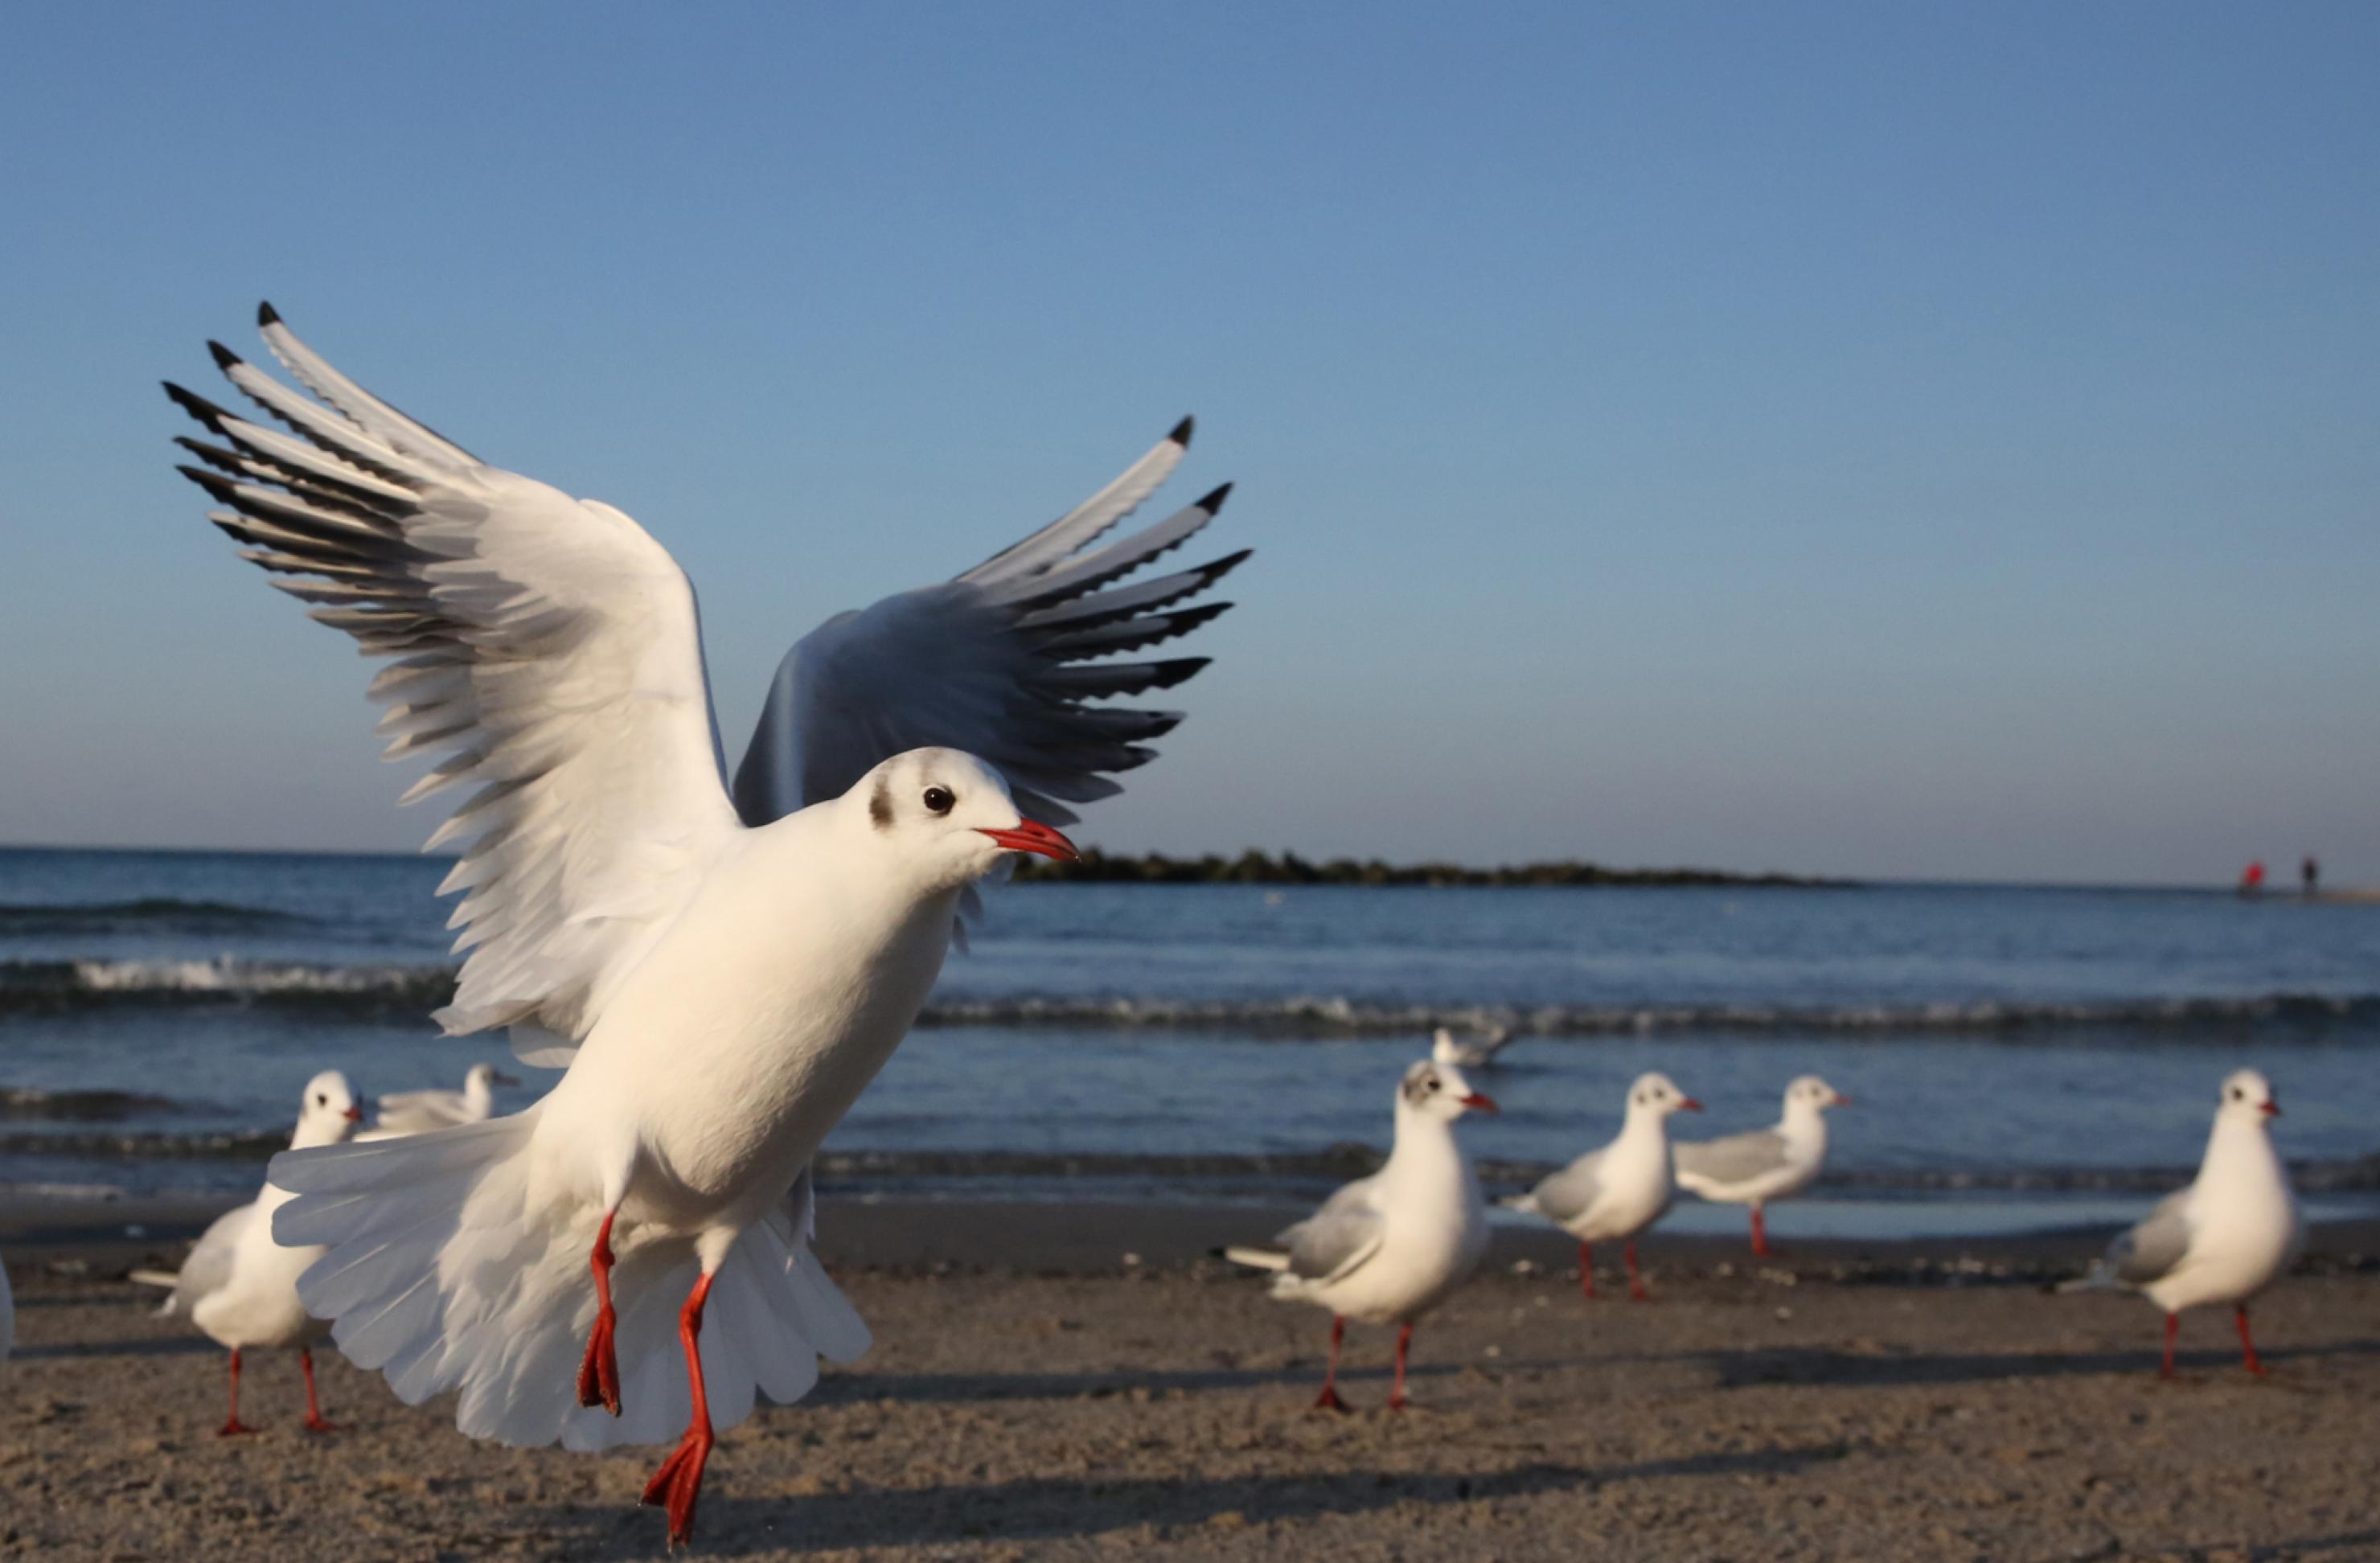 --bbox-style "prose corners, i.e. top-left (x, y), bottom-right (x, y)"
top-left (1011, 847), bottom-right (1849, 888)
